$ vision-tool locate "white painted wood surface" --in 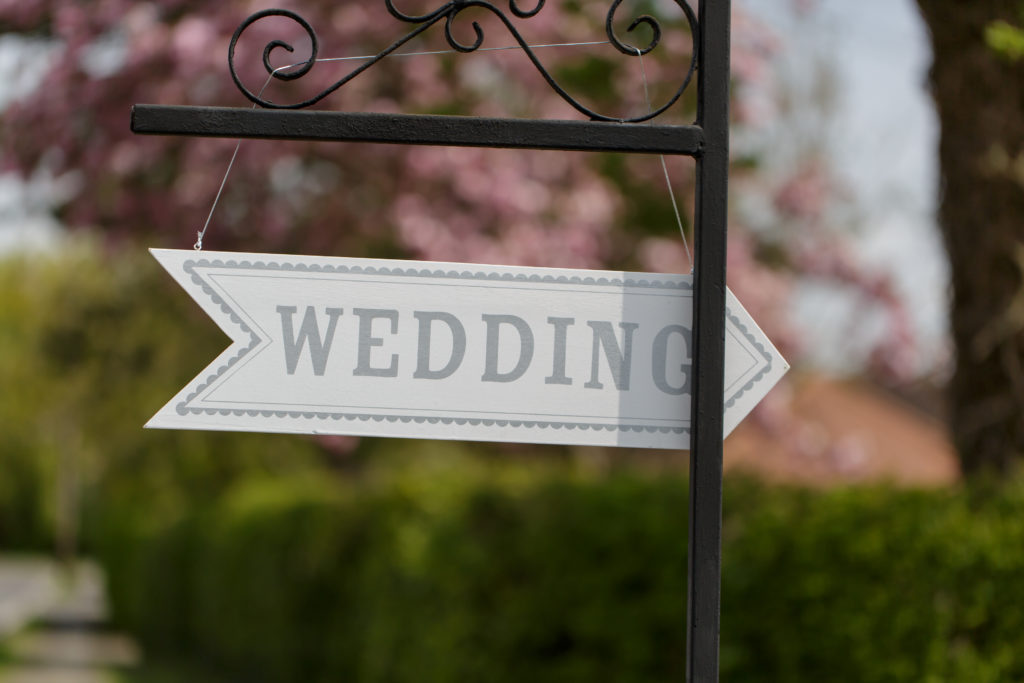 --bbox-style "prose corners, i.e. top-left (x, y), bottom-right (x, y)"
top-left (147, 249), bottom-right (787, 449)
